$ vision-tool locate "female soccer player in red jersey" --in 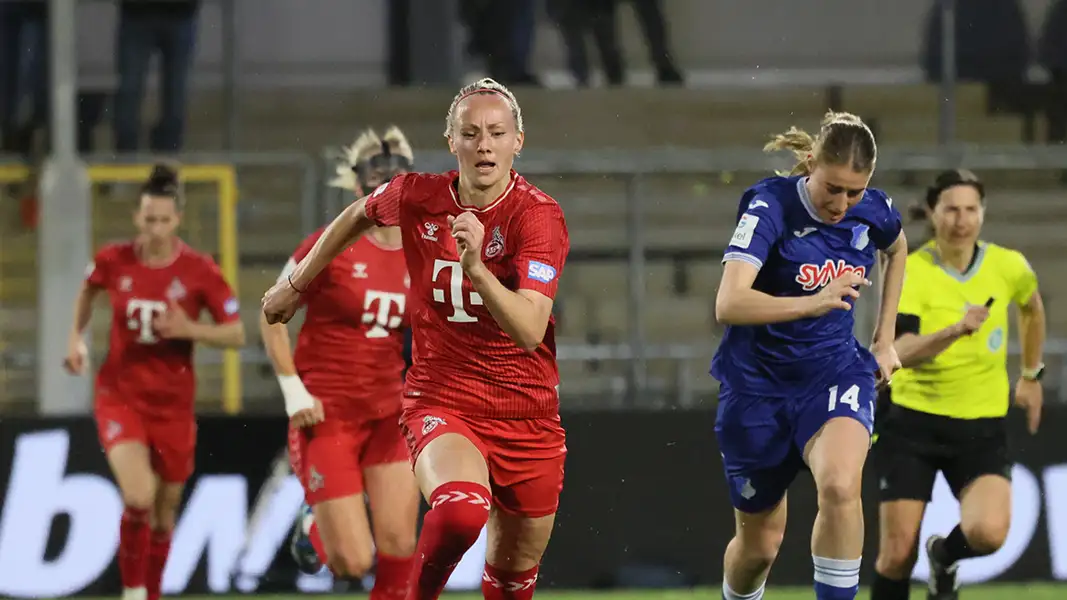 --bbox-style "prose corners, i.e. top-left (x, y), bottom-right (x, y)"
top-left (263, 78), bottom-right (570, 600)
top-left (259, 127), bottom-right (419, 596)
top-left (63, 163), bottom-right (246, 600)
